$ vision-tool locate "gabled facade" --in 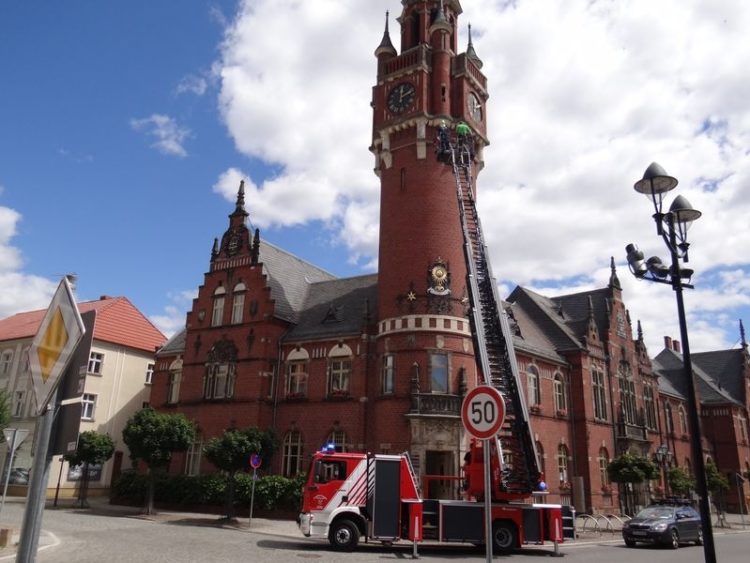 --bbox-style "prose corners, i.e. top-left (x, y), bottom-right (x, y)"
top-left (0, 296), bottom-right (166, 497)
top-left (149, 0), bottom-right (749, 517)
